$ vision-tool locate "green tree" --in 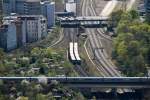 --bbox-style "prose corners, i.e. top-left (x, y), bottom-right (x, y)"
top-left (127, 41), bottom-right (140, 56)
top-left (17, 96), bottom-right (29, 100)
top-left (129, 10), bottom-right (139, 19)
top-left (62, 61), bottom-right (73, 76)
top-left (36, 93), bottom-right (48, 100)
top-left (145, 13), bottom-right (150, 24)
top-left (0, 48), bottom-right (5, 61)
top-left (113, 11), bottom-right (150, 76)
top-left (110, 10), bottom-right (123, 27)
top-left (0, 94), bottom-right (6, 100)
top-left (0, 63), bottom-right (6, 74)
